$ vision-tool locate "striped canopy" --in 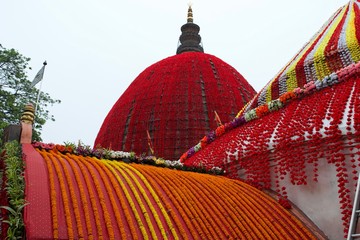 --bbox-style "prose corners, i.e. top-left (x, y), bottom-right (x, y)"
top-left (241, 0), bottom-right (360, 114)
